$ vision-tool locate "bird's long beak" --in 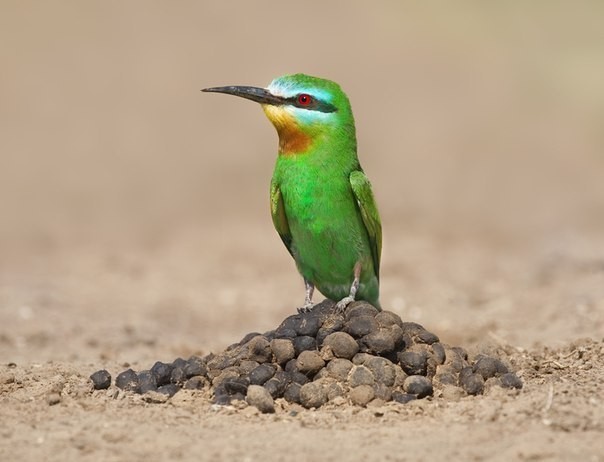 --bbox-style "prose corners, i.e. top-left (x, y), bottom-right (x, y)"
top-left (202, 86), bottom-right (284, 106)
